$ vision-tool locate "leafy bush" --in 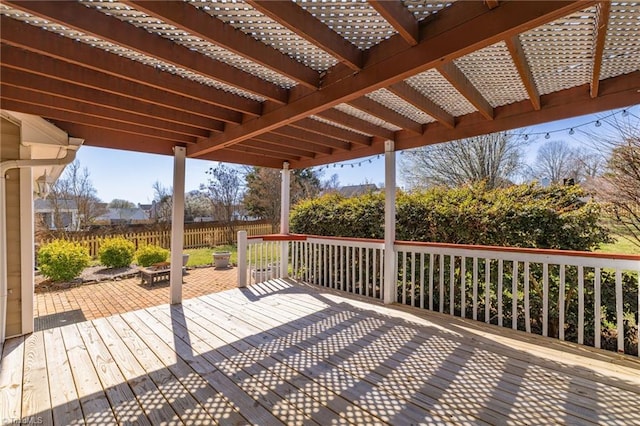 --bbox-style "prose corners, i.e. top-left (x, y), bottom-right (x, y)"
top-left (135, 244), bottom-right (169, 267)
top-left (38, 239), bottom-right (90, 282)
top-left (291, 183), bottom-right (610, 251)
top-left (98, 237), bottom-right (135, 268)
